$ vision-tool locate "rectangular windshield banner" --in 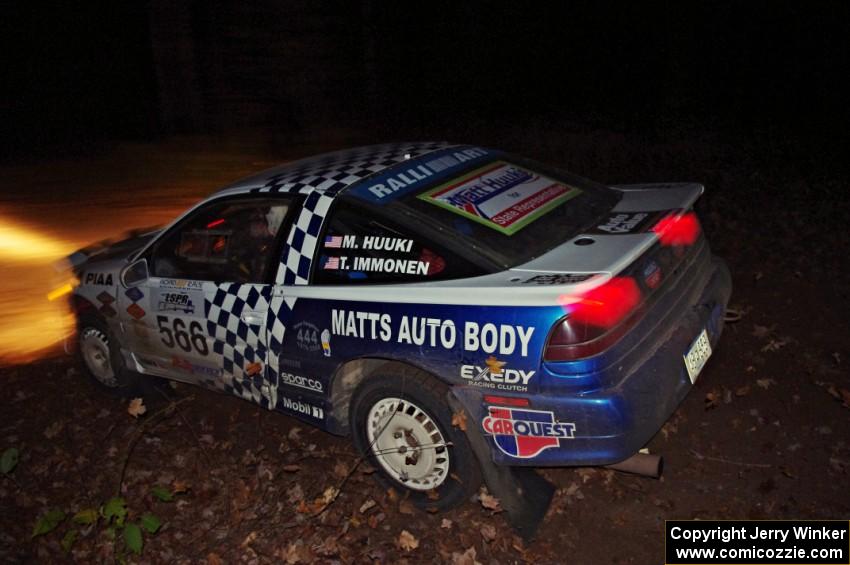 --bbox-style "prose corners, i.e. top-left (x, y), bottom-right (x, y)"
top-left (665, 520), bottom-right (849, 564)
top-left (417, 161), bottom-right (581, 235)
top-left (347, 145), bottom-right (499, 204)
